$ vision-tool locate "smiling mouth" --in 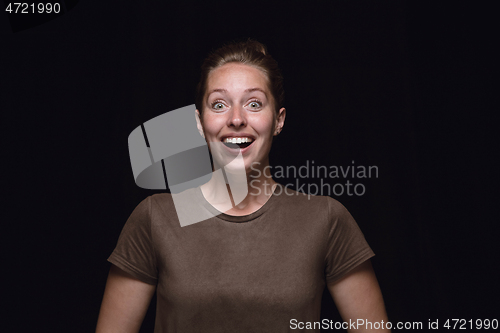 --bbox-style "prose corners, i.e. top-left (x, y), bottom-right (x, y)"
top-left (222, 137), bottom-right (254, 149)
top-left (223, 142), bottom-right (252, 149)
